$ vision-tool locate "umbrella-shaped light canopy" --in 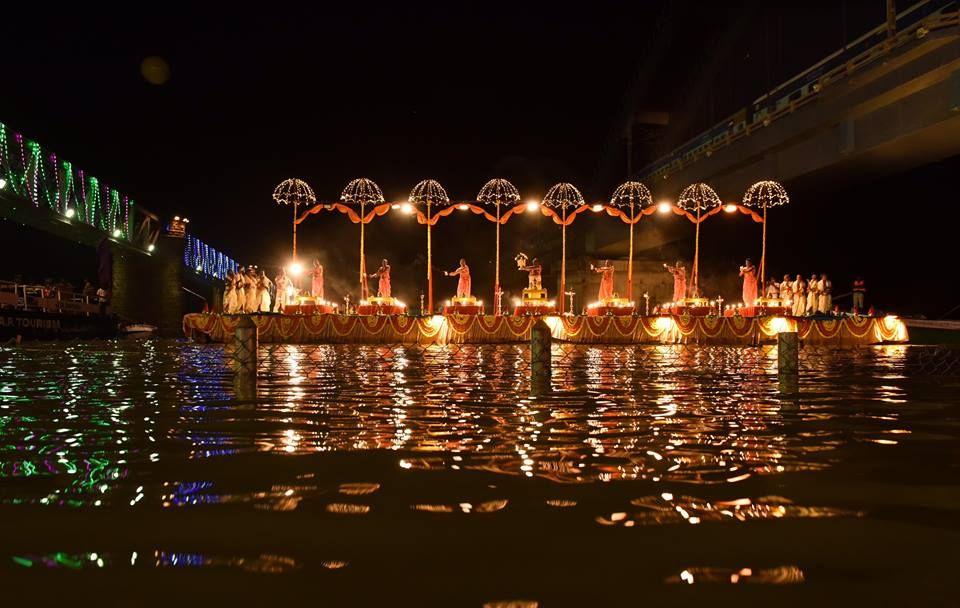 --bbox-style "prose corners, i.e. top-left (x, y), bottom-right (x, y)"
top-left (409, 179), bottom-right (450, 207)
top-left (743, 180), bottom-right (789, 209)
top-left (677, 183), bottom-right (722, 212)
top-left (341, 178), bottom-right (385, 206)
top-left (272, 178), bottom-right (316, 207)
top-left (542, 183), bottom-right (584, 210)
top-left (609, 181), bottom-right (653, 209)
top-left (477, 178), bottom-right (520, 206)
